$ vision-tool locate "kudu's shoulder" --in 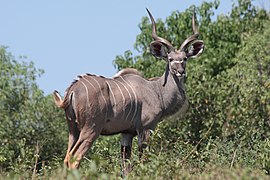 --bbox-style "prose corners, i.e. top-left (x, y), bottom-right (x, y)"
top-left (112, 68), bottom-right (143, 79)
